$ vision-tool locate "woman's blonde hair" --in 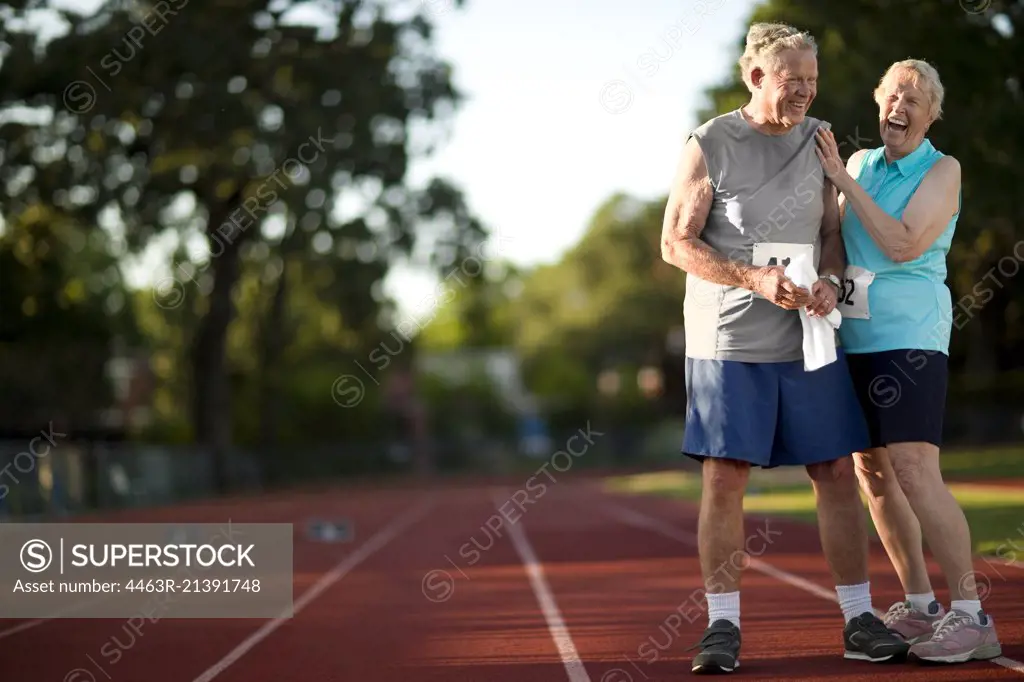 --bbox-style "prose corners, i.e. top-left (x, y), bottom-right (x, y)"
top-left (874, 59), bottom-right (945, 121)
top-left (738, 22), bottom-right (817, 90)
